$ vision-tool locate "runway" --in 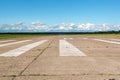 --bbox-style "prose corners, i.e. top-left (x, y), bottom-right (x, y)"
top-left (0, 35), bottom-right (120, 80)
